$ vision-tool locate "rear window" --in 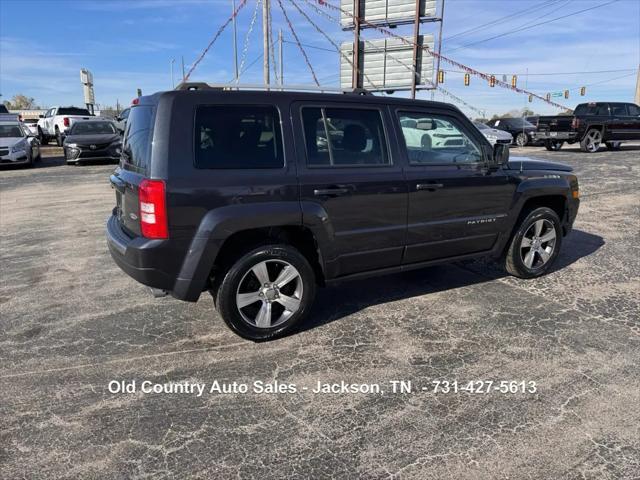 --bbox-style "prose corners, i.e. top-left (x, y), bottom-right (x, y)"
top-left (122, 105), bottom-right (154, 172)
top-left (0, 105), bottom-right (9, 113)
top-left (194, 105), bottom-right (283, 169)
top-left (57, 107), bottom-right (91, 116)
top-left (574, 103), bottom-right (609, 116)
